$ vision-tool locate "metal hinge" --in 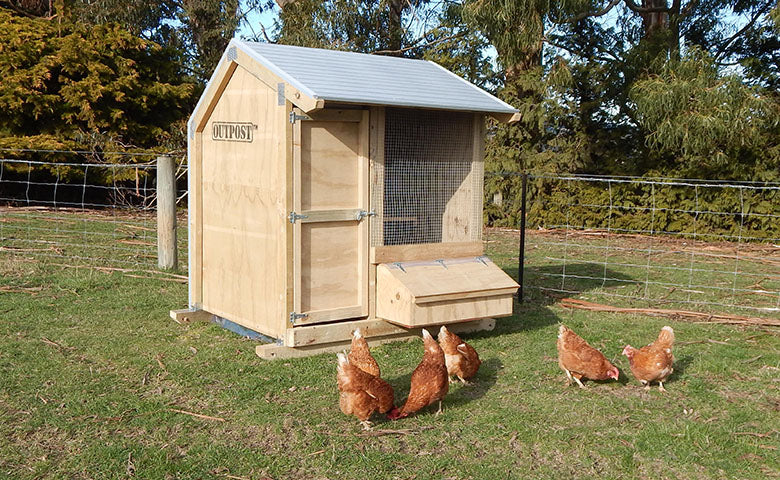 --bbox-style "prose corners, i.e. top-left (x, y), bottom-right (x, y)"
top-left (289, 312), bottom-right (308, 325)
top-left (355, 210), bottom-right (377, 221)
top-left (289, 111), bottom-right (311, 123)
top-left (288, 211), bottom-right (308, 223)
